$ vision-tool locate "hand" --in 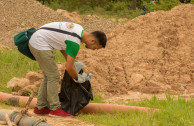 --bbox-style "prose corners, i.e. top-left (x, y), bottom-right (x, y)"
top-left (73, 72), bottom-right (87, 83)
